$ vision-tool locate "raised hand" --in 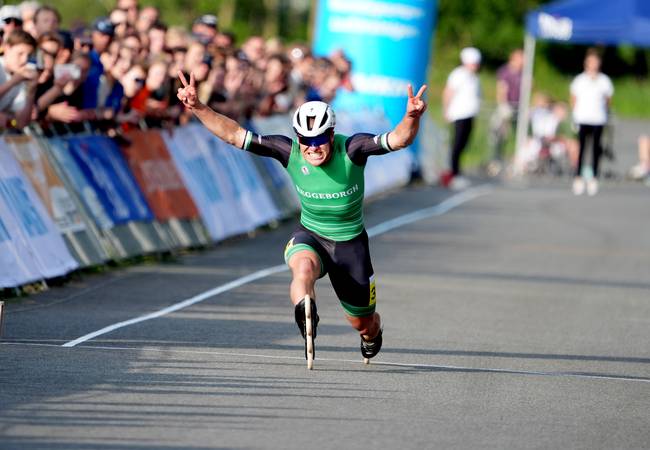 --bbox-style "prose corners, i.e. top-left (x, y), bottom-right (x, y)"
top-left (177, 71), bottom-right (198, 109)
top-left (406, 84), bottom-right (427, 118)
